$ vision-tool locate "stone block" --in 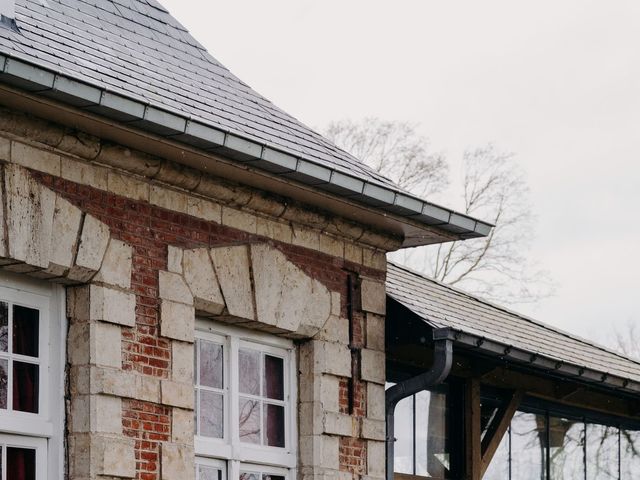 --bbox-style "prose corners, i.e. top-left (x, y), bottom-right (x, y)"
top-left (183, 248), bottom-right (224, 314)
top-left (360, 278), bottom-right (386, 315)
top-left (0, 136), bottom-right (9, 160)
top-left (89, 285), bottom-right (136, 327)
top-left (300, 340), bottom-right (351, 378)
top-left (172, 407), bottom-right (195, 444)
top-left (107, 171), bottom-right (149, 201)
top-left (299, 402), bottom-right (323, 436)
top-left (92, 394), bottom-right (123, 434)
top-left (45, 195), bottom-right (82, 276)
top-left (61, 157), bottom-right (108, 191)
top-left (94, 239), bottom-right (132, 288)
top-left (172, 341), bottom-right (194, 383)
top-left (162, 443), bottom-right (195, 480)
top-left (159, 270), bottom-right (193, 305)
top-left (315, 314), bottom-right (349, 344)
top-left (291, 225), bottom-right (320, 250)
top-left (360, 349), bottom-right (385, 384)
top-left (90, 321), bottom-right (122, 368)
top-left (256, 217), bottom-right (292, 243)
top-left (187, 197), bottom-right (221, 223)
top-left (167, 246), bottom-right (183, 274)
top-left (323, 412), bottom-right (354, 437)
top-left (11, 140), bottom-right (61, 176)
top-left (70, 214), bottom-right (110, 281)
top-left (252, 244), bottom-right (330, 335)
top-left (221, 206), bottom-right (257, 233)
top-left (161, 379), bottom-right (194, 409)
top-left (92, 367), bottom-right (160, 403)
top-left (97, 144), bottom-right (162, 177)
top-left (151, 185), bottom-right (188, 213)
top-left (366, 313), bottom-right (385, 352)
top-left (367, 441), bottom-right (386, 478)
top-left (331, 292), bottom-right (342, 317)
top-left (68, 322), bottom-right (90, 366)
top-left (319, 234), bottom-right (344, 259)
top-left (299, 434), bottom-right (339, 470)
top-left (211, 245), bottom-right (254, 320)
top-left (96, 435), bottom-right (136, 478)
top-left (344, 243), bottom-right (363, 265)
top-left (160, 300), bottom-right (195, 342)
top-left (360, 418), bottom-right (385, 441)
top-left (5, 163), bottom-right (56, 268)
top-left (363, 249), bottom-right (386, 271)
top-left (367, 383), bottom-right (385, 421)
